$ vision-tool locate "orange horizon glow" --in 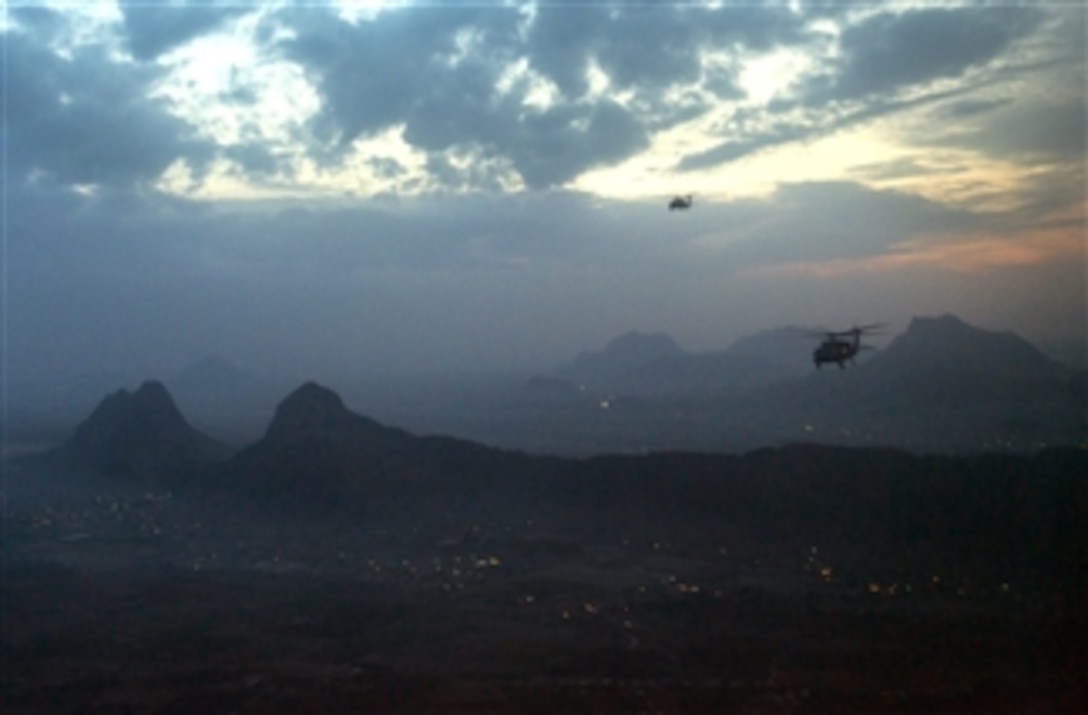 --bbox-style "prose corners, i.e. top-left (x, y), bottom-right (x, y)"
top-left (748, 204), bottom-right (1086, 279)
